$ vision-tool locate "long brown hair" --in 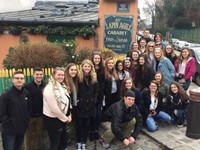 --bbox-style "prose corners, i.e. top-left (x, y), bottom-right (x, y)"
top-left (178, 47), bottom-right (192, 63)
top-left (149, 80), bottom-right (159, 97)
top-left (154, 71), bottom-right (165, 85)
top-left (64, 63), bottom-right (78, 93)
top-left (169, 81), bottom-right (189, 102)
top-left (91, 52), bottom-right (105, 76)
top-left (104, 57), bottom-right (118, 80)
top-left (120, 77), bottom-right (136, 98)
